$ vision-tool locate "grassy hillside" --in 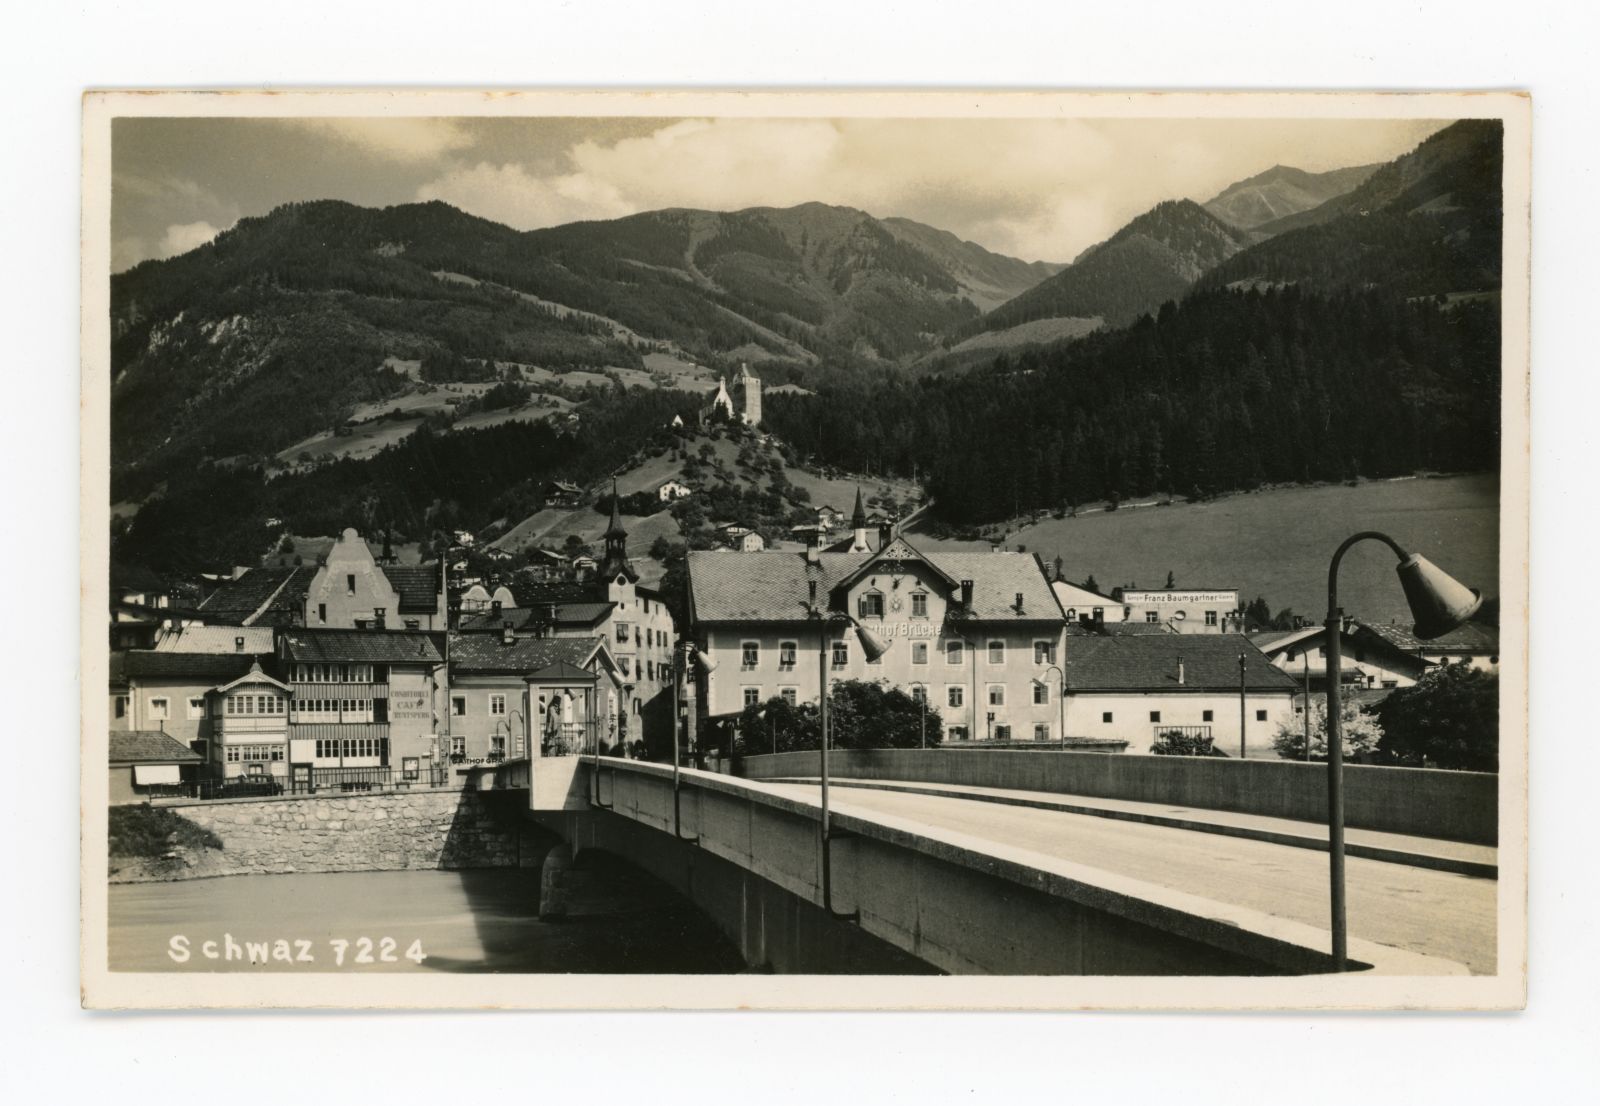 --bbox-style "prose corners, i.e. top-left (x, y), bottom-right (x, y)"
top-left (911, 474), bottom-right (1500, 626)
